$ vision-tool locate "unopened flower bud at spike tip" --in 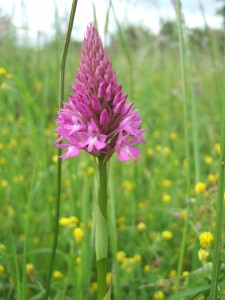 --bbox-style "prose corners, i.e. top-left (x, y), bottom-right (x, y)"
top-left (54, 23), bottom-right (145, 162)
